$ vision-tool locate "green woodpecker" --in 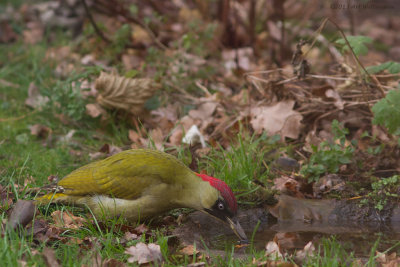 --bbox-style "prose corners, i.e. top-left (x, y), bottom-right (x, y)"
top-left (37, 149), bottom-right (248, 241)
